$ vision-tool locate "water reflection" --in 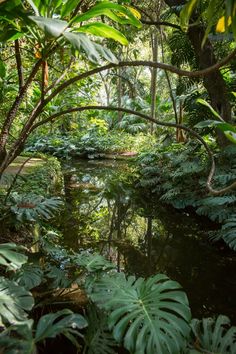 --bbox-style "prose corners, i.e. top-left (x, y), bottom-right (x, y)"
top-left (59, 159), bottom-right (236, 322)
